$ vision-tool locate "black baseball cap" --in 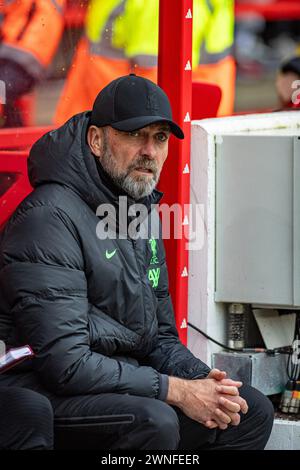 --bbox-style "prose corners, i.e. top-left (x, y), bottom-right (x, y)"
top-left (90, 74), bottom-right (184, 139)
